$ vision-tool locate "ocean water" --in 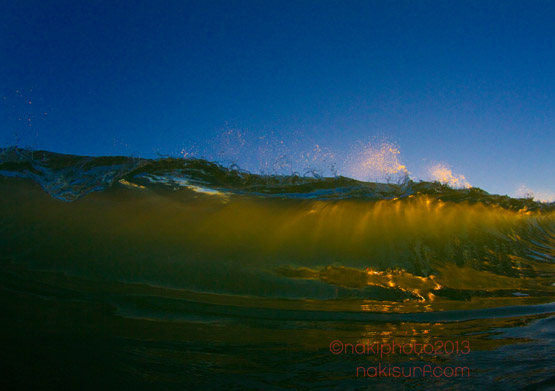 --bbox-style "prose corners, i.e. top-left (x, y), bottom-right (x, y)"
top-left (1, 148), bottom-right (554, 390)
